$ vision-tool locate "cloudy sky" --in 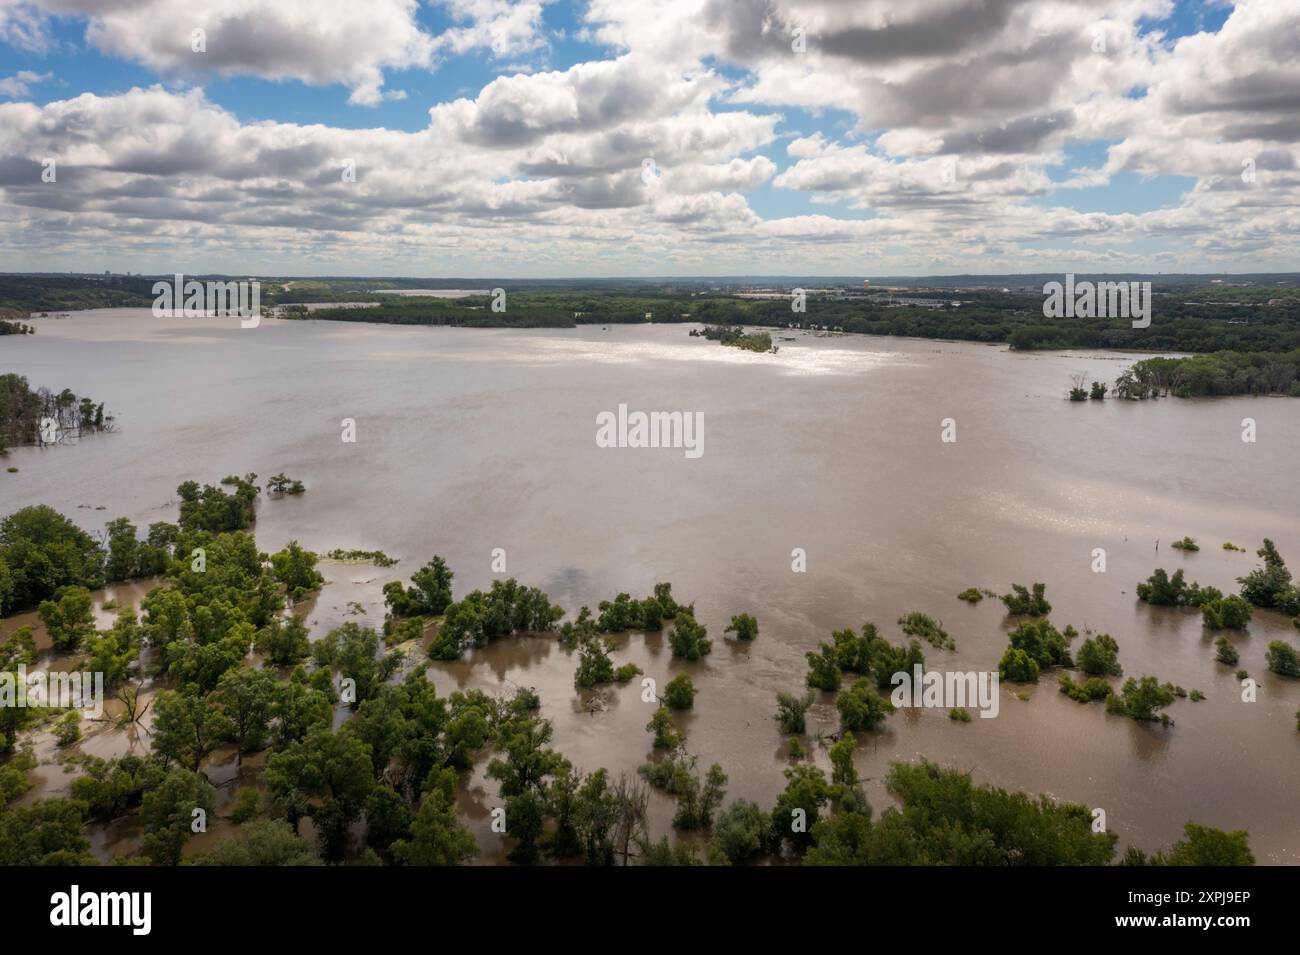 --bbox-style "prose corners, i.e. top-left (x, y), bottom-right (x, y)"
top-left (0, 0), bottom-right (1295, 276)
